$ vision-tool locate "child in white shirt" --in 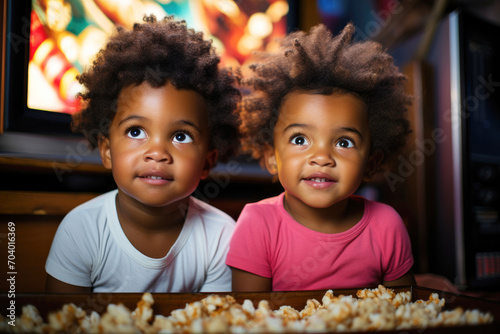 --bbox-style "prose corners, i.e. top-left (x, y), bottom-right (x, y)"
top-left (46, 16), bottom-right (241, 293)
